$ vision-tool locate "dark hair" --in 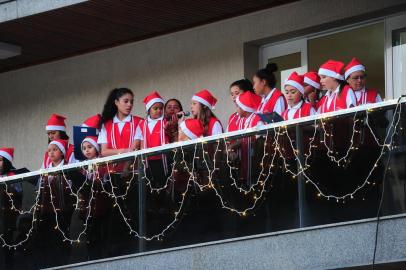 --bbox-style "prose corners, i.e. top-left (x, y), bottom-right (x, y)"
top-left (338, 79), bottom-right (348, 97)
top-left (230, 79), bottom-right (254, 93)
top-left (101, 88), bottom-right (134, 124)
top-left (47, 131), bottom-right (69, 144)
top-left (164, 99), bottom-right (183, 112)
top-left (0, 157), bottom-right (13, 175)
top-left (254, 63), bottom-right (278, 88)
